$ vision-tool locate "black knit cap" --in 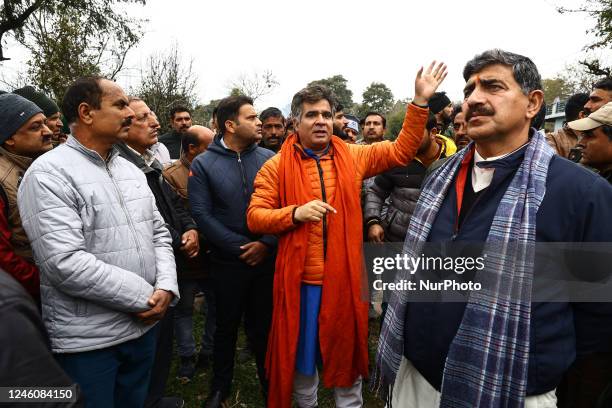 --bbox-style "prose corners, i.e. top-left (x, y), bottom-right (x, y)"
top-left (13, 86), bottom-right (59, 117)
top-left (428, 91), bottom-right (451, 115)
